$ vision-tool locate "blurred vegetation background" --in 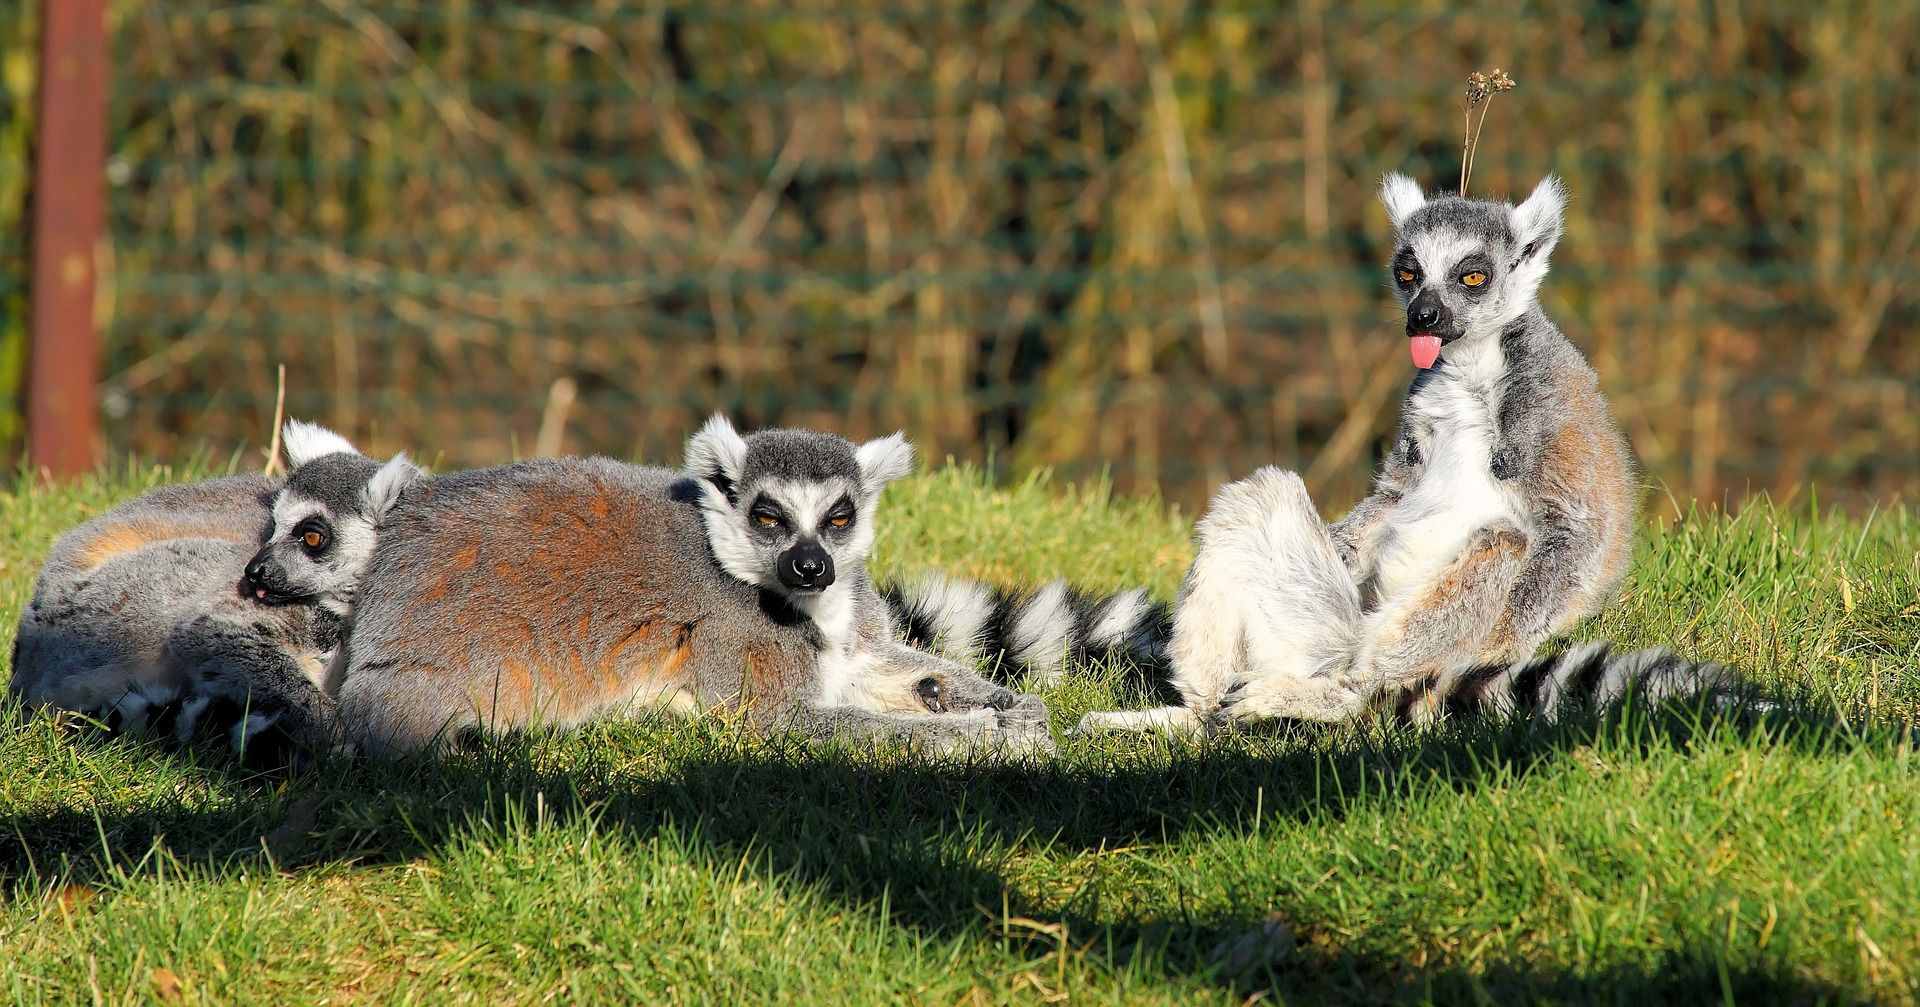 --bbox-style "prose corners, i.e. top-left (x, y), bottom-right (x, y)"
top-left (1, 1), bottom-right (1915, 511)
